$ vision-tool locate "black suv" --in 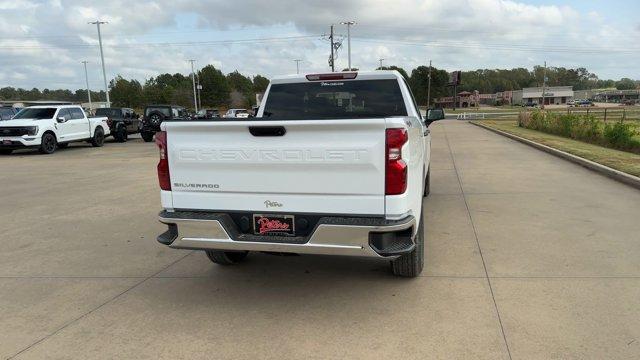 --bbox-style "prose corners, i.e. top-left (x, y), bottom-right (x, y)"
top-left (94, 107), bottom-right (140, 142)
top-left (141, 105), bottom-right (190, 142)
